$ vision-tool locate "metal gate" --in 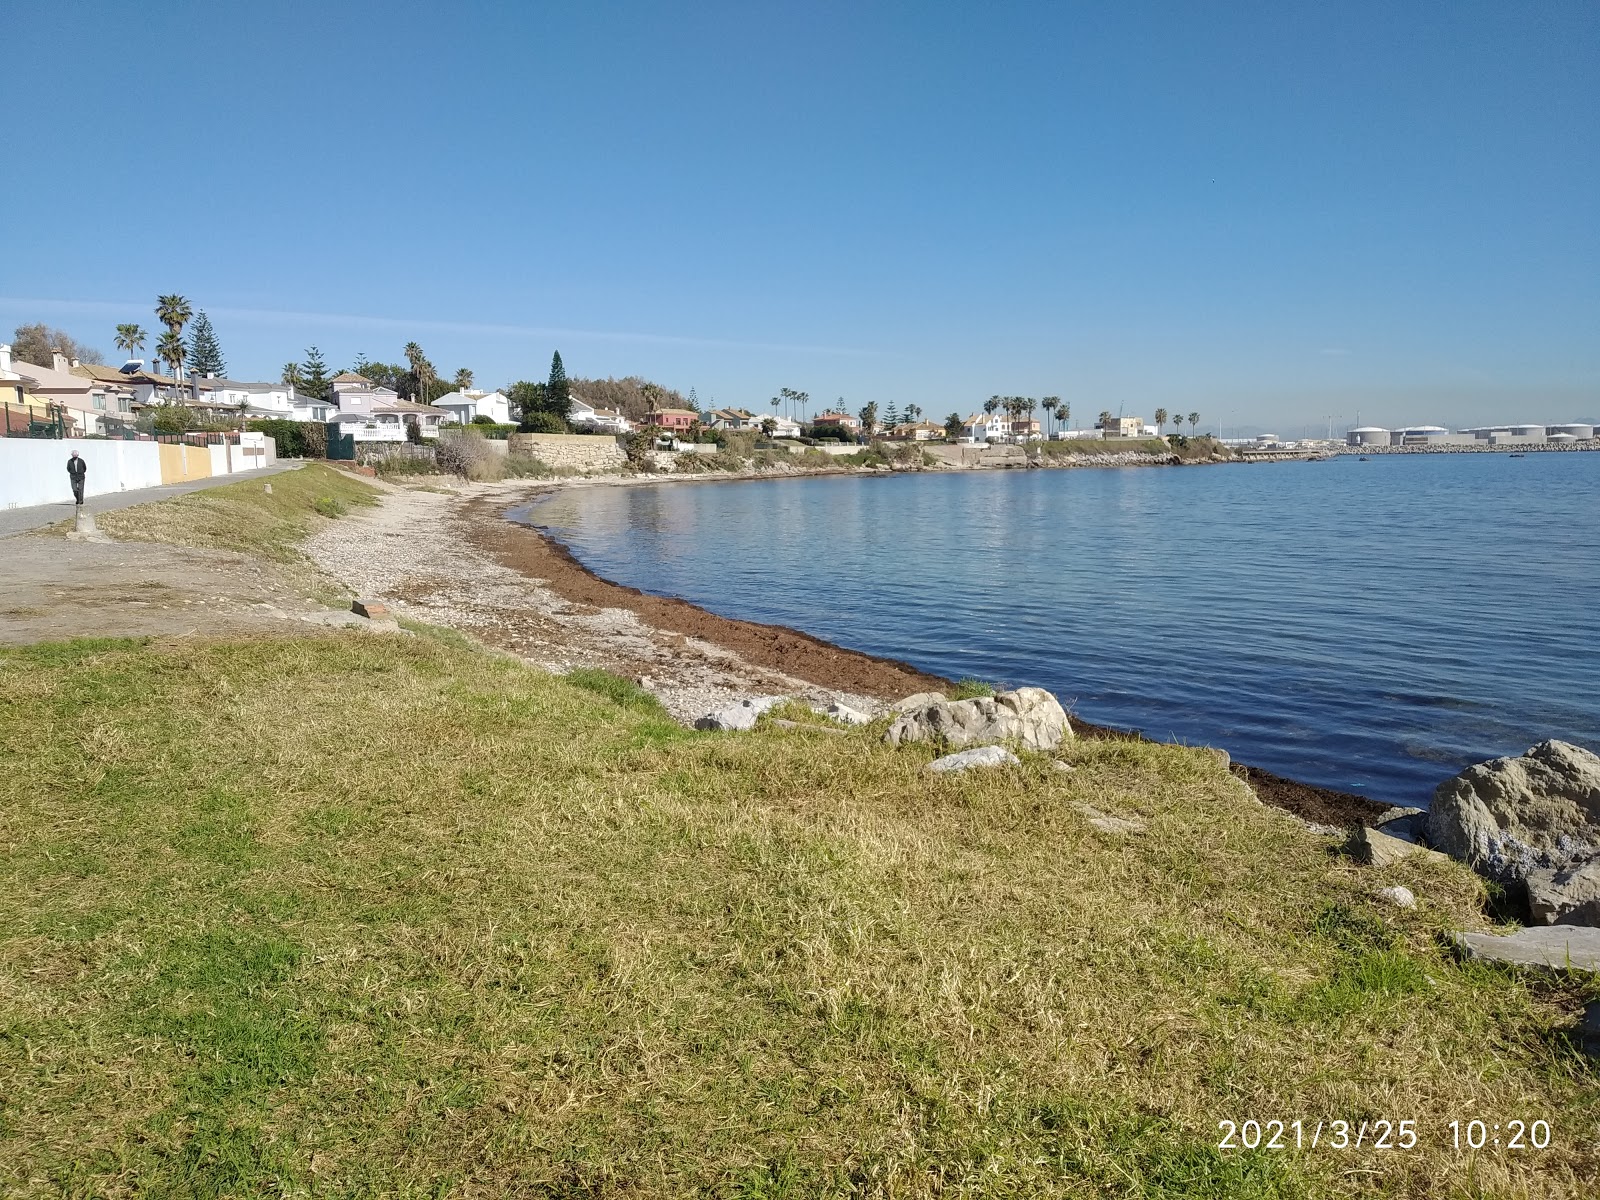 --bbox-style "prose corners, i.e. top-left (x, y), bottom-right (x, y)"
top-left (324, 423), bottom-right (355, 460)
